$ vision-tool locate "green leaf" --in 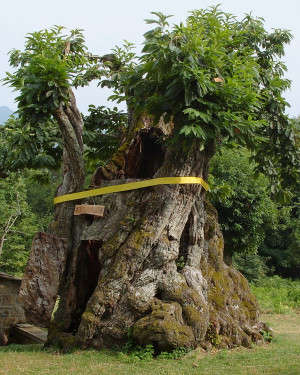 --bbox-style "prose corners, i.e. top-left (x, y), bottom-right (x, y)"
top-left (184, 89), bottom-right (193, 106)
